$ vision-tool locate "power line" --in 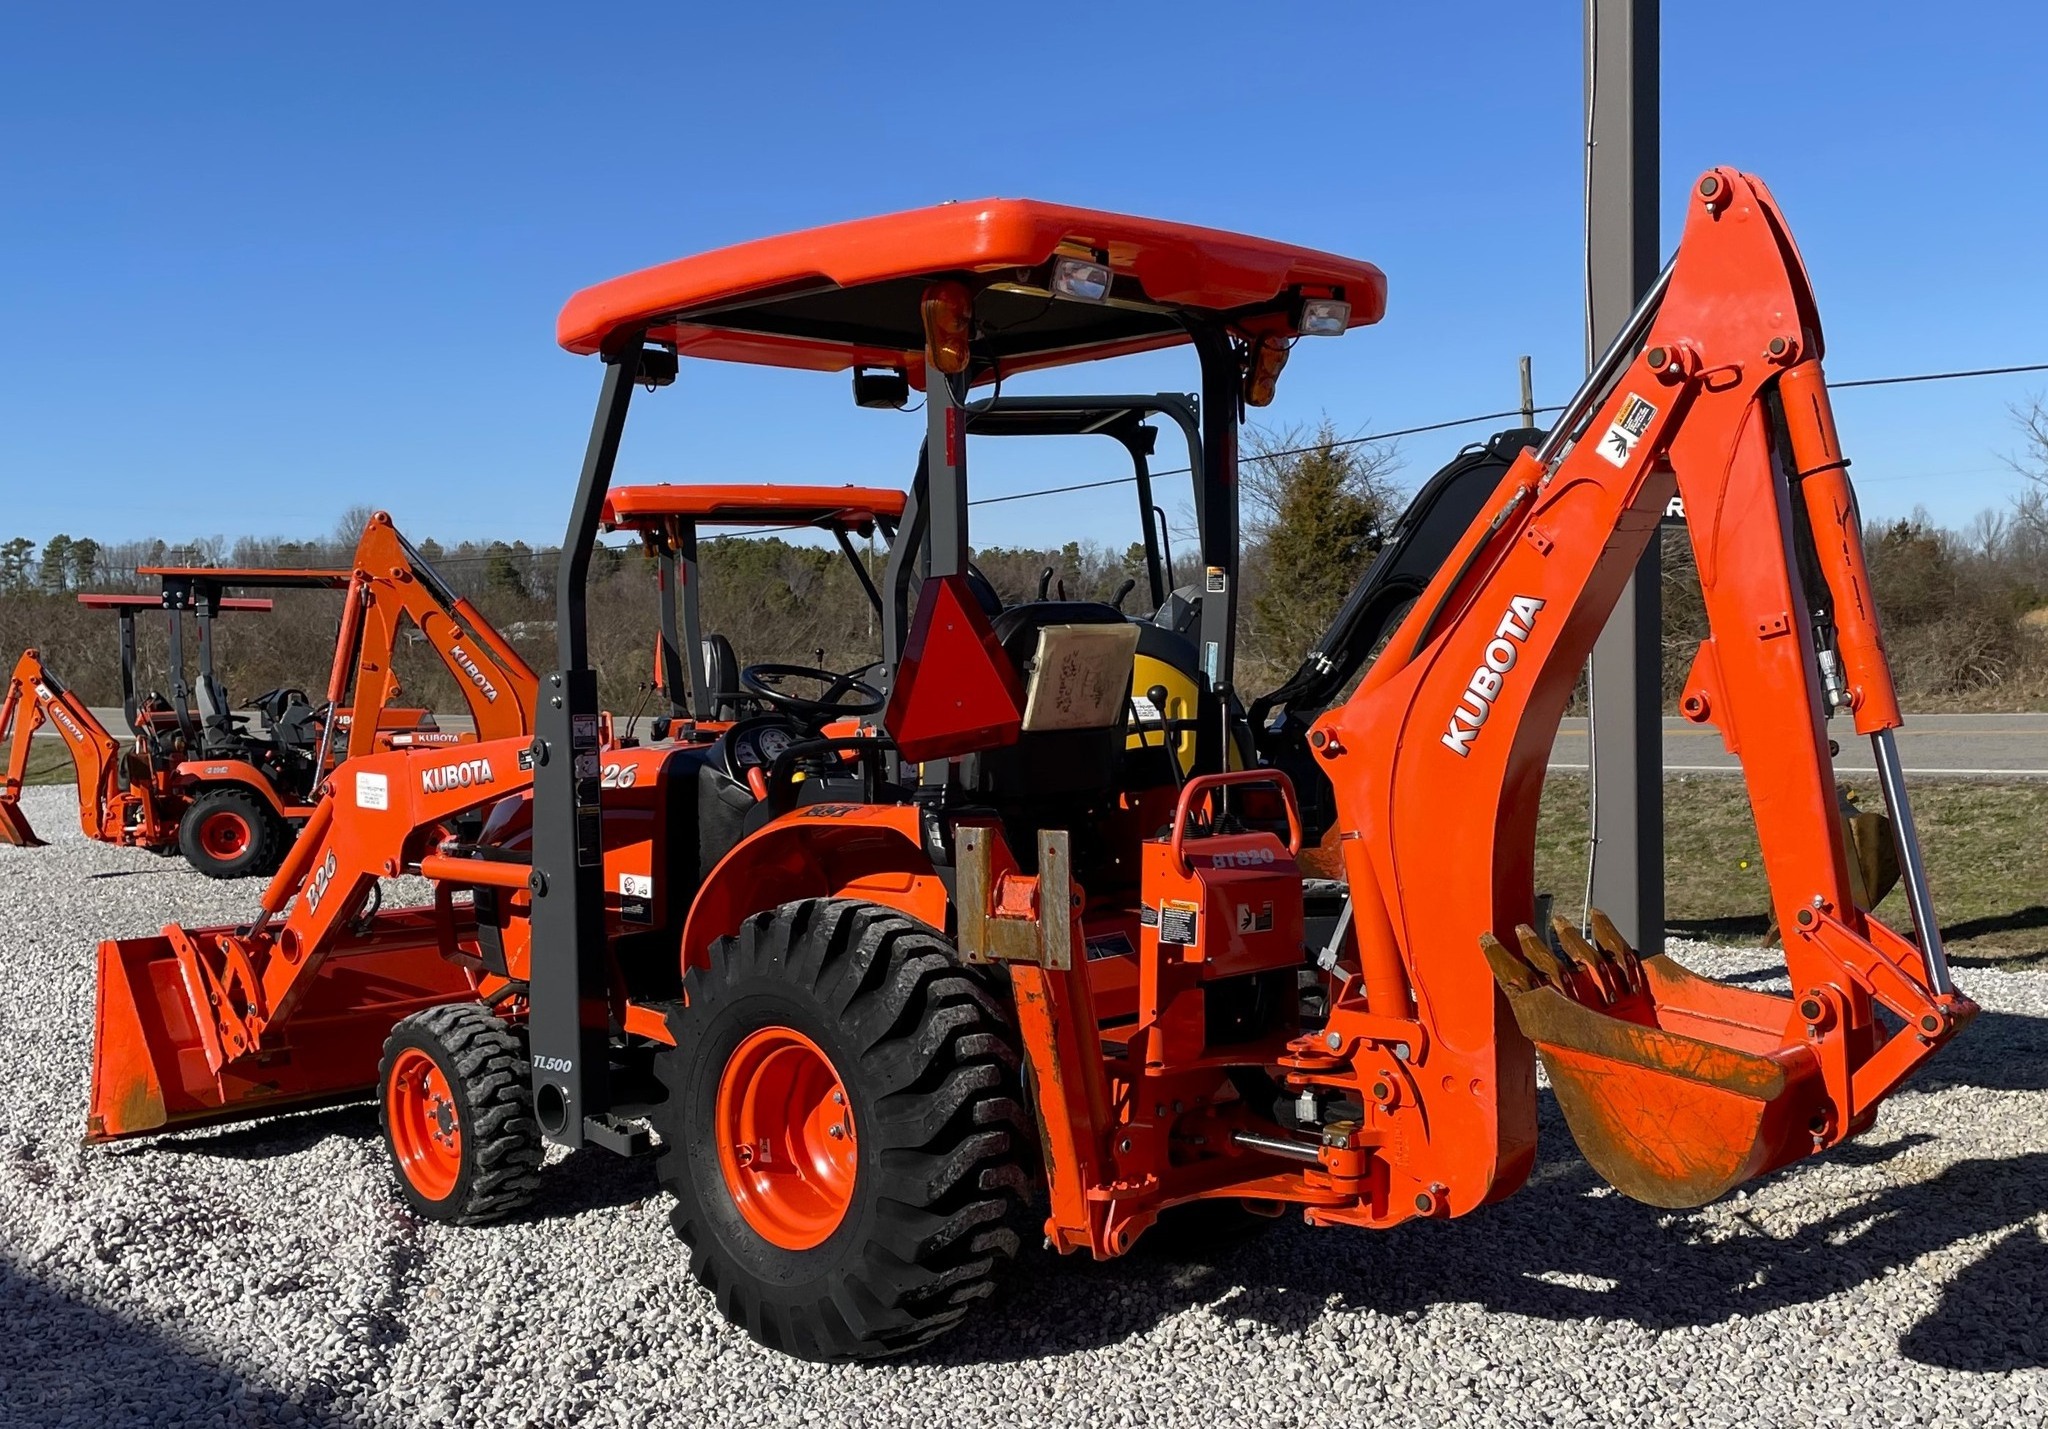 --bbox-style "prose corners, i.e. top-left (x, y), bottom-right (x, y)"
top-left (45, 356), bottom-right (2048, 571)
top-left (970, 406), bottom-right (1567, 508)
top-left (969, 359), bottom-right (2048, 510)
top-left (1831, 361), bottom-right (2048, 390)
